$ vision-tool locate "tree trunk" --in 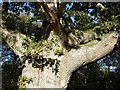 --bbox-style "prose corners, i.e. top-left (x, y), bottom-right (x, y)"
top-left (2, 27), bottom-right (118, 88)
top-left (1, 2), bottom-right (119, 89)
top-left (21, 32), bottom-right (118, 88)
